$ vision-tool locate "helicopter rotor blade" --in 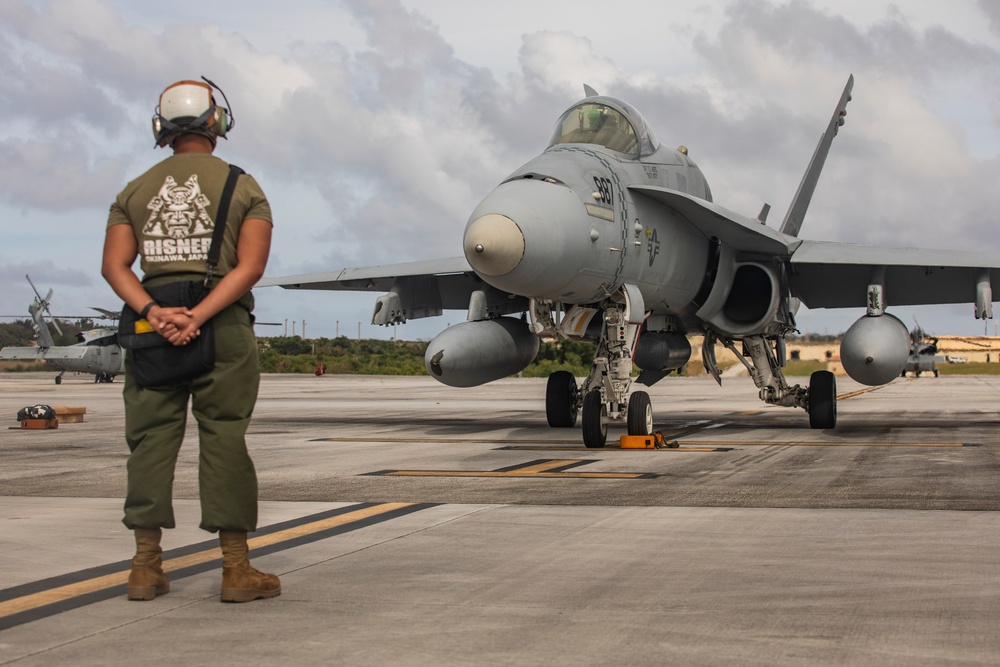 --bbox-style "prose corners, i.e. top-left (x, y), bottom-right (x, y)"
top-left (25, 274), bottom-right (62, 335)
top-left (26, 274), bottom-right (46, 303)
